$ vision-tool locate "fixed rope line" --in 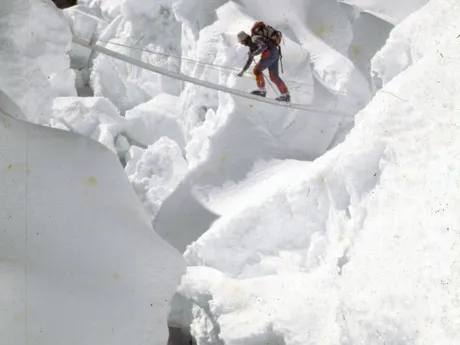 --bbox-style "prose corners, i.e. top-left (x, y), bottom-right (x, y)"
top-left (75, 33), bottom-right (366, 108)
top-left (75, 34), bottom-right (314, 88)
top-left (74, 33), bottom-right (367, 106)
top-left (76, 34), bottom-right (244, 72)
top-left (72, 36), bottom-right (352, 117)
